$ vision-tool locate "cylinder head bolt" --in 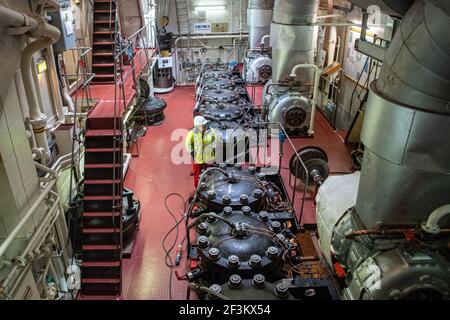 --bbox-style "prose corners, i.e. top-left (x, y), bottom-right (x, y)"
top-left (271, 221), bottom-right (282, 233)
top-left (197, 235), bottom-right (209, 249)
top-left (252, 274), bottom-right (266, 288)
top-left (222, 193), bottom-right (231, 205)
top-left (207, 189), bottom-right (216, 200)
top-left (240, 194), bottom-right (249, 204)
top-left (208, 284), bottom-right (223, 299)
top-left (266, 246), bottom-right (279, 260)
top-left (197, 222), bottom-right (209, 235)
top-left (242, 206), bottom-right (252, 216)
top-left (275, 282), bottom-right (289, 298)
top-left (208, 247), bottom-right (221, 261)
top-left (253, 188), bottom-right (263, 199)
top-left (223, 206), bottom-right (233, 216)
top-left (207, 213), bottom-right (216, 223)
top-left (228, 274), bottom-right (242, 289)
top-left (258, 211), bottom-right (269, 222)
top-left (227, 255), bottom-right (240, 269)
top-left (249, 254), bottom-right (262, 268)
